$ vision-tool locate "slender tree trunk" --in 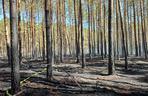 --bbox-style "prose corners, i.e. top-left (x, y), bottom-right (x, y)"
top-left (108, 0), bottom-right (115, 75)
top-left (140, 0), bottom-right (147, 59)
top-left (116, 0), bottom-right (119, 59)
top-left (30, 0), bottom-right (37, 59)
top-left (100, 1), bottom-right (104, 59)
top-left (9, 0), bottom-right (20, 94)
top-left (137, 6), bottom-right (141, 56)
top-left (79, 0), bottom-right (85, 68)
top-left (87, 0), bottom-right (92, 59)
top-left (118, 0), bottom-right (128, 70)
top-left (57, 0), bottom-right (63, 63)
top-left (74, 0), bottom-right (79, 62)
top-left (96, 0), bottom-right (101, 55)
top-left (129, 6), bottom-right (133, 55)
top-left (103, 4), bottom-right (107, 58)
top-left (2, 0), bottom-right (11, 64)
top-left (18, 0), bottom-right (22, 64)
top-left (42, 20), bottom-right (46, 61)
top-left (45, 0), bottom-right (53, 80)
top-left (92, 4), bottom-right (96, 56)
top-left (133, 1), bottom-right (138, 56)
top-left (61, 0), bottom-right (66, 61)
top-left (124, 0), bottom-right (129, 56)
